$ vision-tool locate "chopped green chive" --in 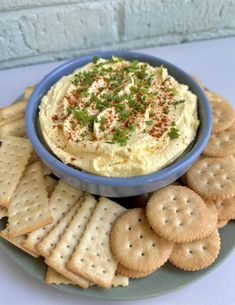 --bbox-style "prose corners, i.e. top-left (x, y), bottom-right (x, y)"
top-left (173, 99), bottom-right (185, 106)
top-left (128, 123), bottom-right (136, 132)
top-left (145, 120), bottom-right (154, 126)
top-left (92, 56), bottom-right (99, 64)
top-left (168, 127), bottom-right (180, 139)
